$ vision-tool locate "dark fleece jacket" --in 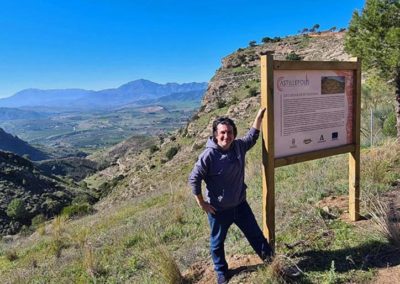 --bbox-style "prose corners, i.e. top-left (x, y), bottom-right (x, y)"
top-left (188, 127), bottom-right (259, 210)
